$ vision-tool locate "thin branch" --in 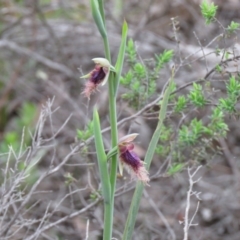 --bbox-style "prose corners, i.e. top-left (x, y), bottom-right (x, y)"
top-left (193, 31), bottom-right (208, 72)
top-left (25, 198), bottom-right (100, 240)
top-left (183, 166), bottom-right (202, 240)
